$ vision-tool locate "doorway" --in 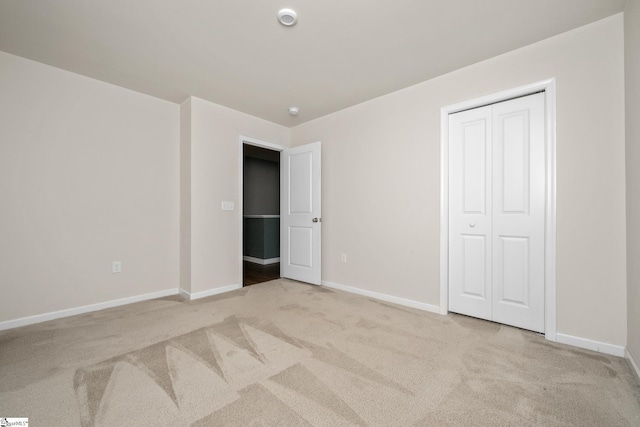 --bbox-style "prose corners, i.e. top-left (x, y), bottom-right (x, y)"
top-left (242, 143), bottom-right (281, 286)
top-left (239, 136), bottom-right (323, 287)
top-left (440, 80), bottom-right (557, 340)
